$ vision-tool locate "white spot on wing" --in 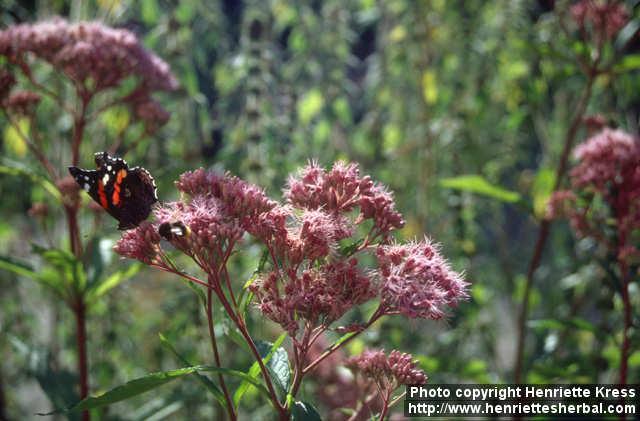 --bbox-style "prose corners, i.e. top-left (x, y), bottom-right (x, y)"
top-left (83, 183), bottom-right (90, 191)
top-left (102, 173), bottom-right (110, 185)
top-left (107, 165), bottom-right (112, 171)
